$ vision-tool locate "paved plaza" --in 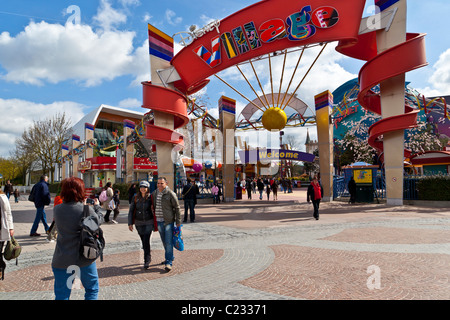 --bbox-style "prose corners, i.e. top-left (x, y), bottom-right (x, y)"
top-left (1, 189), bottom-right (449, 302)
